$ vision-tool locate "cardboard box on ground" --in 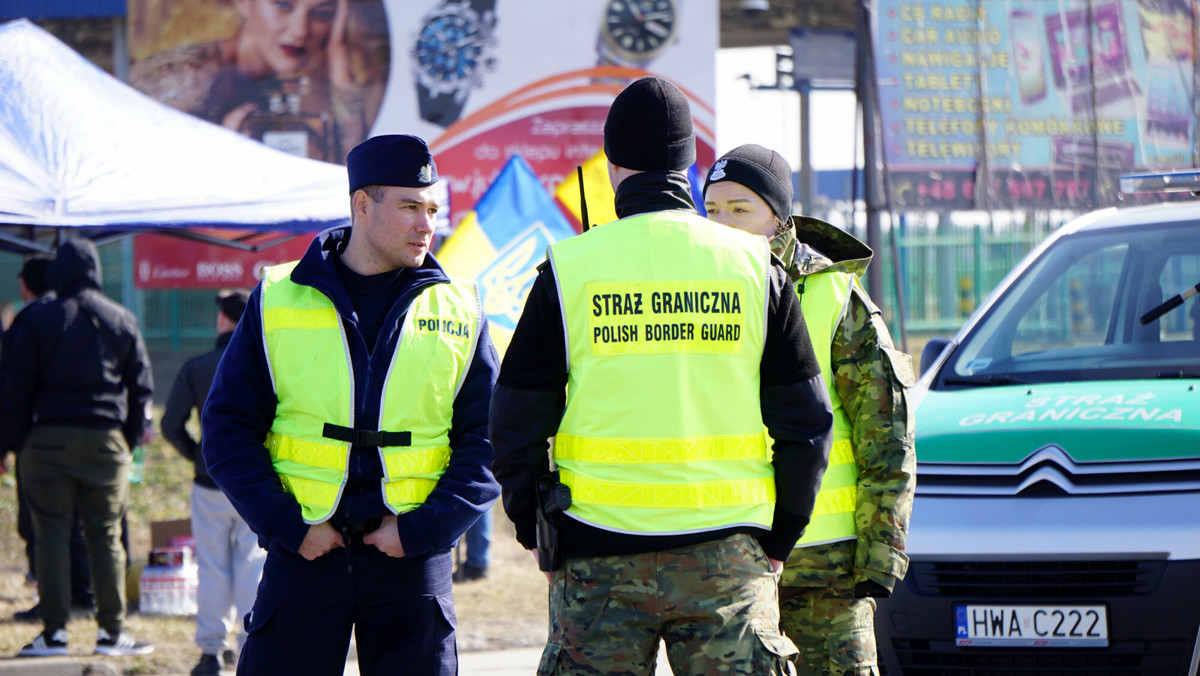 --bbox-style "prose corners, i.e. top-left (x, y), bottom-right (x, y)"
top-left (126, 519), bottom-right (198, 615)
top-left (151, 519), bottom-right (192, 549)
